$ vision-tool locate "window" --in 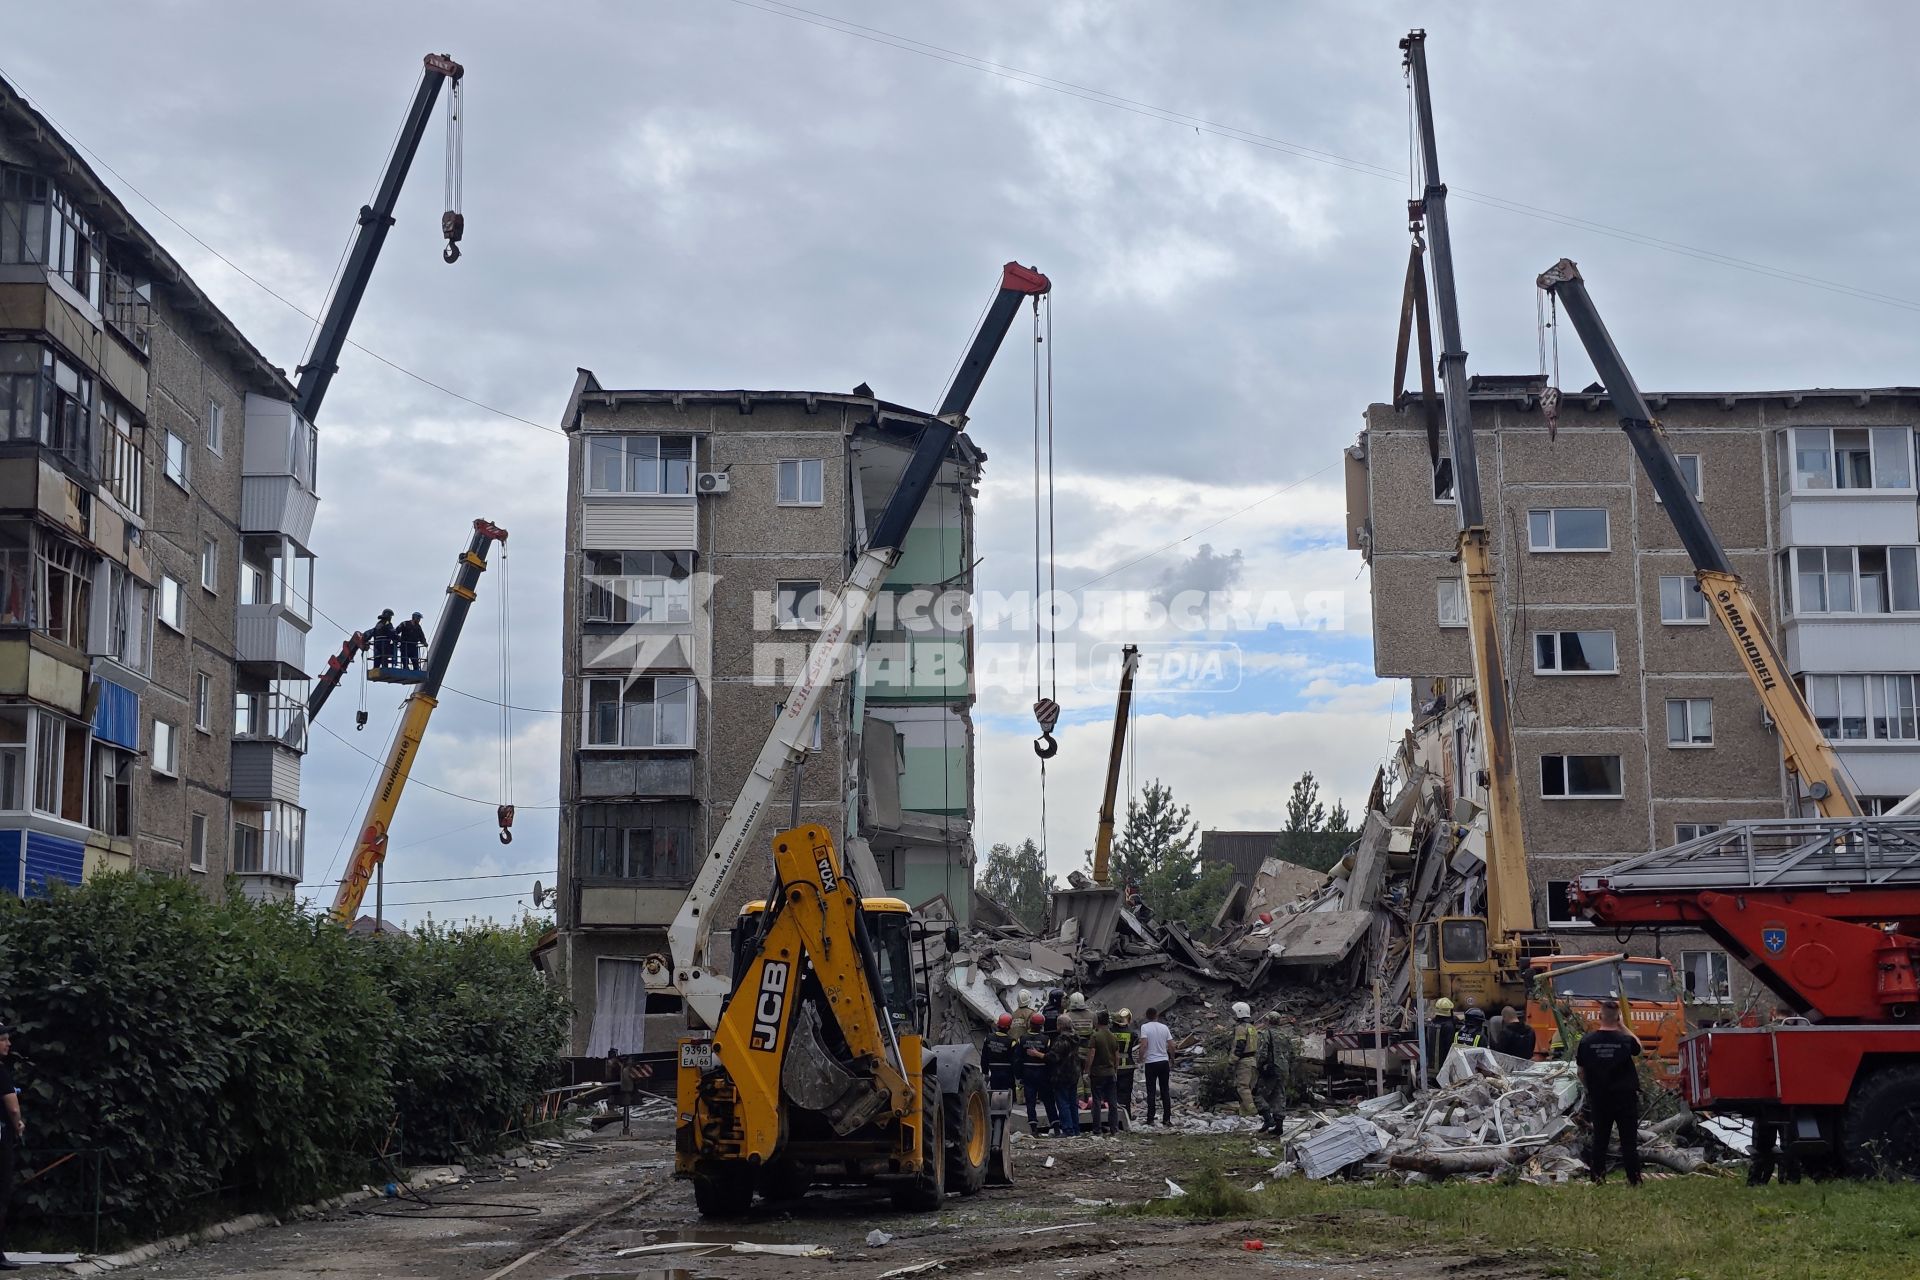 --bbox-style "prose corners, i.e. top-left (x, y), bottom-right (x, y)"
top-left (1540, 753), bottom-right (1624, 799)
top-left (35, 535), bottom-right (92, 649)
top-left (233, 804), bottom-right (304, 879)
top-left (1675, 823), bottom-right (1721, 843)
top-left (1533, 630), bottom-right (1617, 674)
top-left (0, 712), bottom-right (24, 812)
top-left (100, 395), bottom-right (144, 514)
top-left (1665, 697), bottom-right (1714, 746)
top-left (1791, 546), bottom-right (1920, 614)
top-left (585, 434), bottom-right (694, 495)
top-left (189, 814), bottom-right (207, 872)
top-left (158, 574), bottom-right (185, 631)
top-left (583, 550), bottom-right (695, 624)
top-left (164, 430), bottom-right (189, 488)
top-left (1681, 950), bottom-right (1732, 1004)
top-left (0, 530), bottom-right (25, 627)
top-left (31, 712), bottom-right (84, 823)
top-left (200, 537), bottom-right (219, 592)
top-left (194, 673), bottom-right (212, 732)
top-left (578, 801), bottom-right (697, 882)
top-left (206, 399), bottom-right (224, 455)
top-left (1790, 427), bottom-right (1916, 492)
top-left (0, 344), bottom-right (94, 469)
top-left (1435, 578), bottom-right (1466, 628)
top-left (775, 580), bottom-right (823, 630)
top-left (233, 820), bottom-right (261, 874)
top-left (1527, 507), bottom-right (1608, 551)
top-left (1545, 880), bottom-right (1590, 928)
top-left (777, 458), bottom-right (825, 506)
top-left (1803, 673), bottom-right (1920, 742)
top-left (776, 701), bottom-right (823, 750)
top-left (1, 166), bottom-right (102, 307)
top-left (242, 561), bottom-right (268, 605)
top-left (236, 691), bottom-right (262, 739)
top-left (584, 676), bottom-right (697, 748)
top-left (103, 269), bottom-right (152, 353)
top-left (151, 720), bottom-right (178, 776)
top-left (1652, 454), bottom-right (1703, 504)
top-left (1659, 574), bottom-right (1709, 624)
